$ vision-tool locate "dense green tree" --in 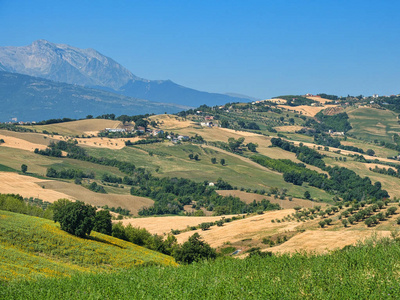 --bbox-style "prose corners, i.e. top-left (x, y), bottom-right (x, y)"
top-left (304, 191), bottom-right (311, 199)
top-left (199, 222), bottom-right (211, 230)
top-left (211, 157), bottom-right (217, 164)
top-left (247, 142), bottom-right (258, 152)
top-left (366, 149), bottom-right (375, 156)
top-left (21, 164), bottom-right (27, 173)
top-left (173, 233), bottom-right (216, 264)
top-left (93, 210), bottom-right (112, 235)
top-left (228, 137), bottom-right (245, 152)
top-left (220, 158), bottom-right (225, 166)
top-left (111, 222), bottom-right (127, 240)
top-left (221, 119), bottom-right (229, 128)
top-left (53, 201), bottom-right (96, 238)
